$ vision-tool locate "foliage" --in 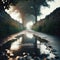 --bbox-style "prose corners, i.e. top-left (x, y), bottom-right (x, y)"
top-left (32, 8), bottom-right (60, 36)
top-left (0, 11), bottom-right (24, 39)
top-left (0, 0), bottom-right (54, 15)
